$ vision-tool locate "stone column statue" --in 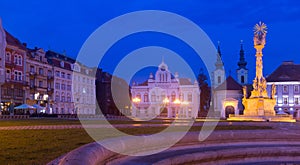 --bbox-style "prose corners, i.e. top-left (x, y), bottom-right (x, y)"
top-left (271, 84), bottom-right (276, 99)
